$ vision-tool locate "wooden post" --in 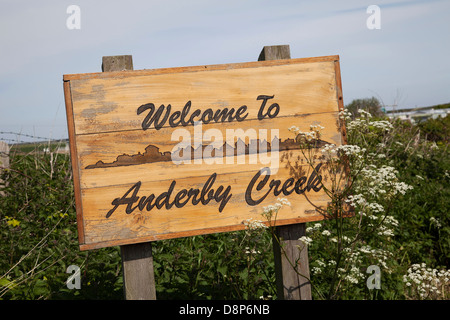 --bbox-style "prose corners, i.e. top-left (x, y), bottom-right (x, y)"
top-left (102, 55), bottom-right (133, 72)
top-left (258, 45), bottom-right (291, 61)
top-left (258, 45), bottom-right (312, 300)
top-left (0, 141), bottom-right (9, 196)
top-left (120, 242), bottom-right (156, 300)
top-left (102, 55), bottom-right (157, 300)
